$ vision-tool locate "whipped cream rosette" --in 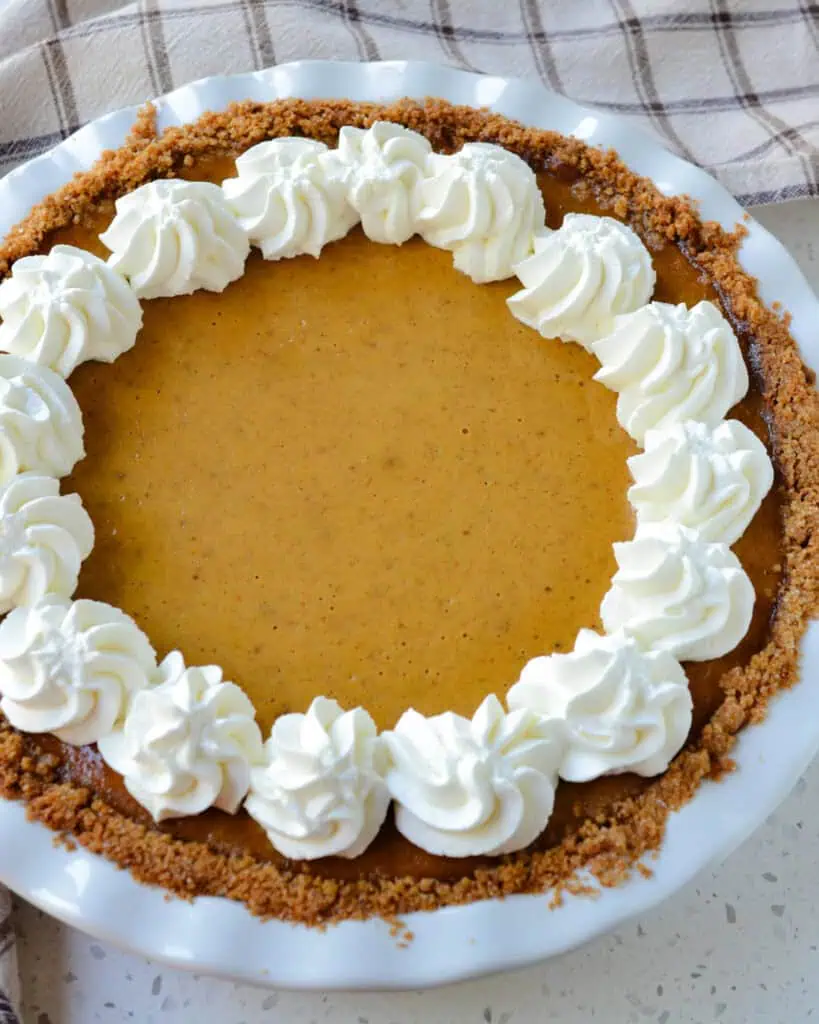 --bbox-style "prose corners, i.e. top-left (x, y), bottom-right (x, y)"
top-left (0, 354), bottom-right (84, 482)
top-left (333, 121), bottom-right (431, 245)
top-left (0, 245), bottom-right (142, 377)
top-left (98, 650), bottom-right (264, 821)
top-left (627, 419), bottom-right (774, 545)
top-left (0, 473), bottom-right (93, 613)
top-left (508, 629), bottom-right (692, 781)
top-left (601, 522), bottom-right (755, 661)
top-left (507, 214), bottom-right (655, 349)
top-left (222, 137), bottom-right (357, 260)
top-left (101, 180), bottom-right (250, 298)
top-left (246, 697), bottom-right (389, 859)
top-left (593, 300), bottom-right (749, 445)
top-left (0, 596), bottom-right (156, 745)
top-left (417, 143), bottom-right (546, 283)
top-left (383, 695), bottom-right (564, 857)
